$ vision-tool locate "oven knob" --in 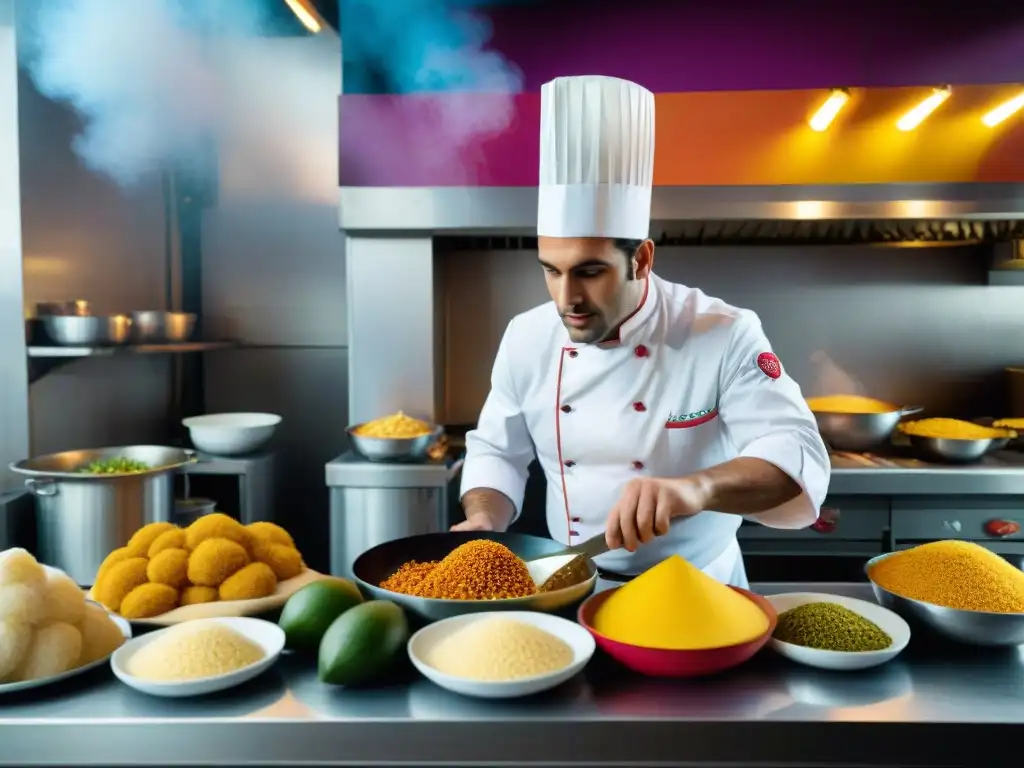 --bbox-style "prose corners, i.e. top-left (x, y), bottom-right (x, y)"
top-left (943, 520), bottom-right (962, 533)
top-left (811, 507), bottom-right (839, 534)
top-left (985, 519), bottom-right (1021, 538)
